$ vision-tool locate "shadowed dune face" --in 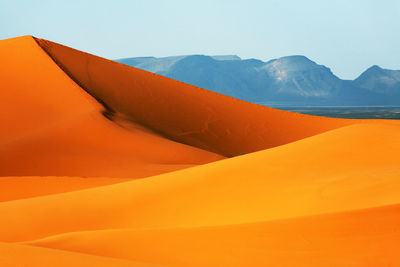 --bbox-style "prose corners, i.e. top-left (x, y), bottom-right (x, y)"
top-left (35, 38), bottom-right (357, 157)
top-left (1, 35), bottom-right (400, 266)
